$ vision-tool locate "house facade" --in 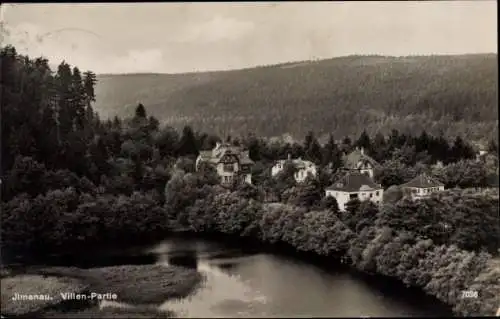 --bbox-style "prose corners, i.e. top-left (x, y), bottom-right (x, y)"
top-left (342, 147), bottom-right (380, 178)
top-left (325, 172), bottom-right (384, 212)
top-left (195, 142), bottom-right (254, 186)
top-left (271, 155), bottom-right (318, 183)
top-left (400, 173), bottom-right (445, 200)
